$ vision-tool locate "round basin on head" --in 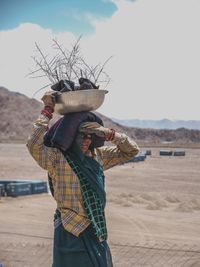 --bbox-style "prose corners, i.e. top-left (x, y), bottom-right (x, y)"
top-left (54, 89), bottom-right (108, 115)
